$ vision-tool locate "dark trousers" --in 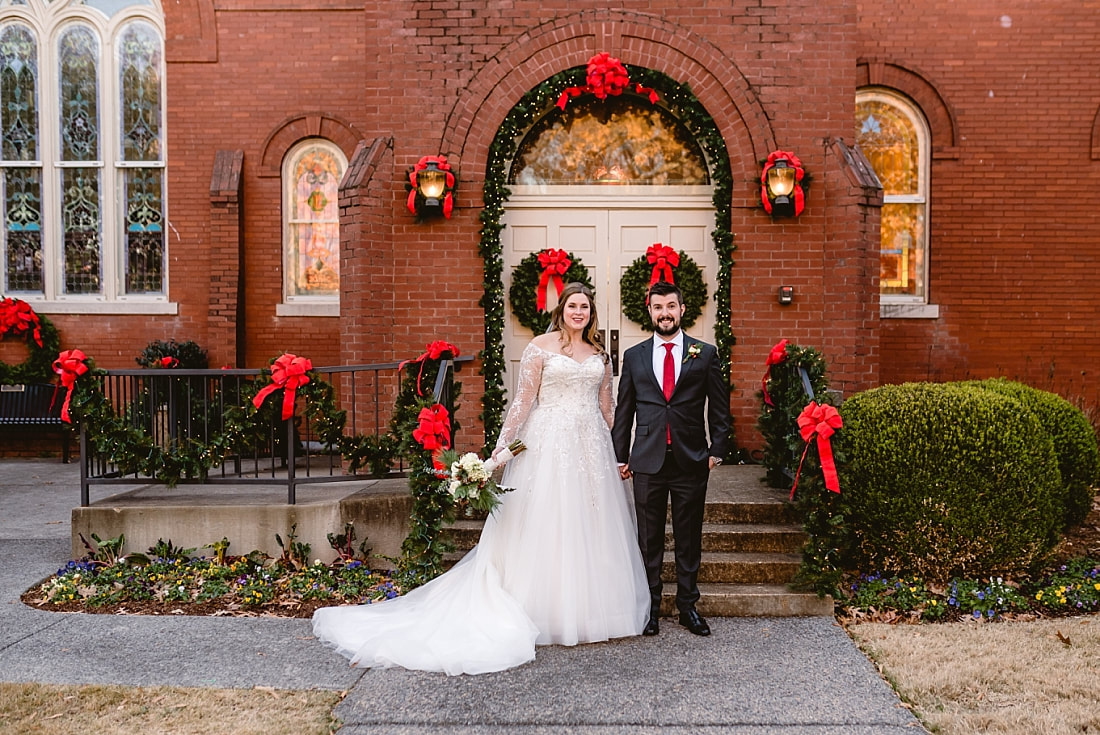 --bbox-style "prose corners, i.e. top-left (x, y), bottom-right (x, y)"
top-left (632, 447), bottom-right (708, 617)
